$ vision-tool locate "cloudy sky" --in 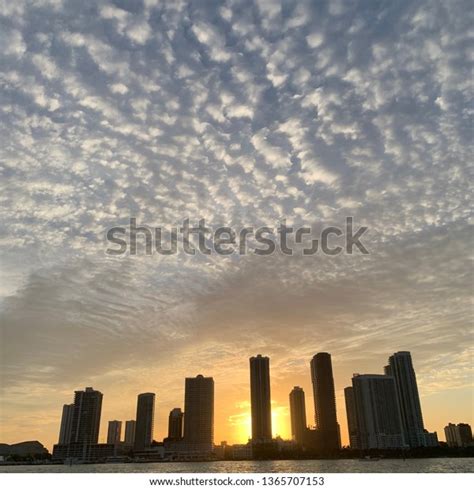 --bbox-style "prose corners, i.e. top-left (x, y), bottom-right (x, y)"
top-left (0, 0), bottom-right (472, 450)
